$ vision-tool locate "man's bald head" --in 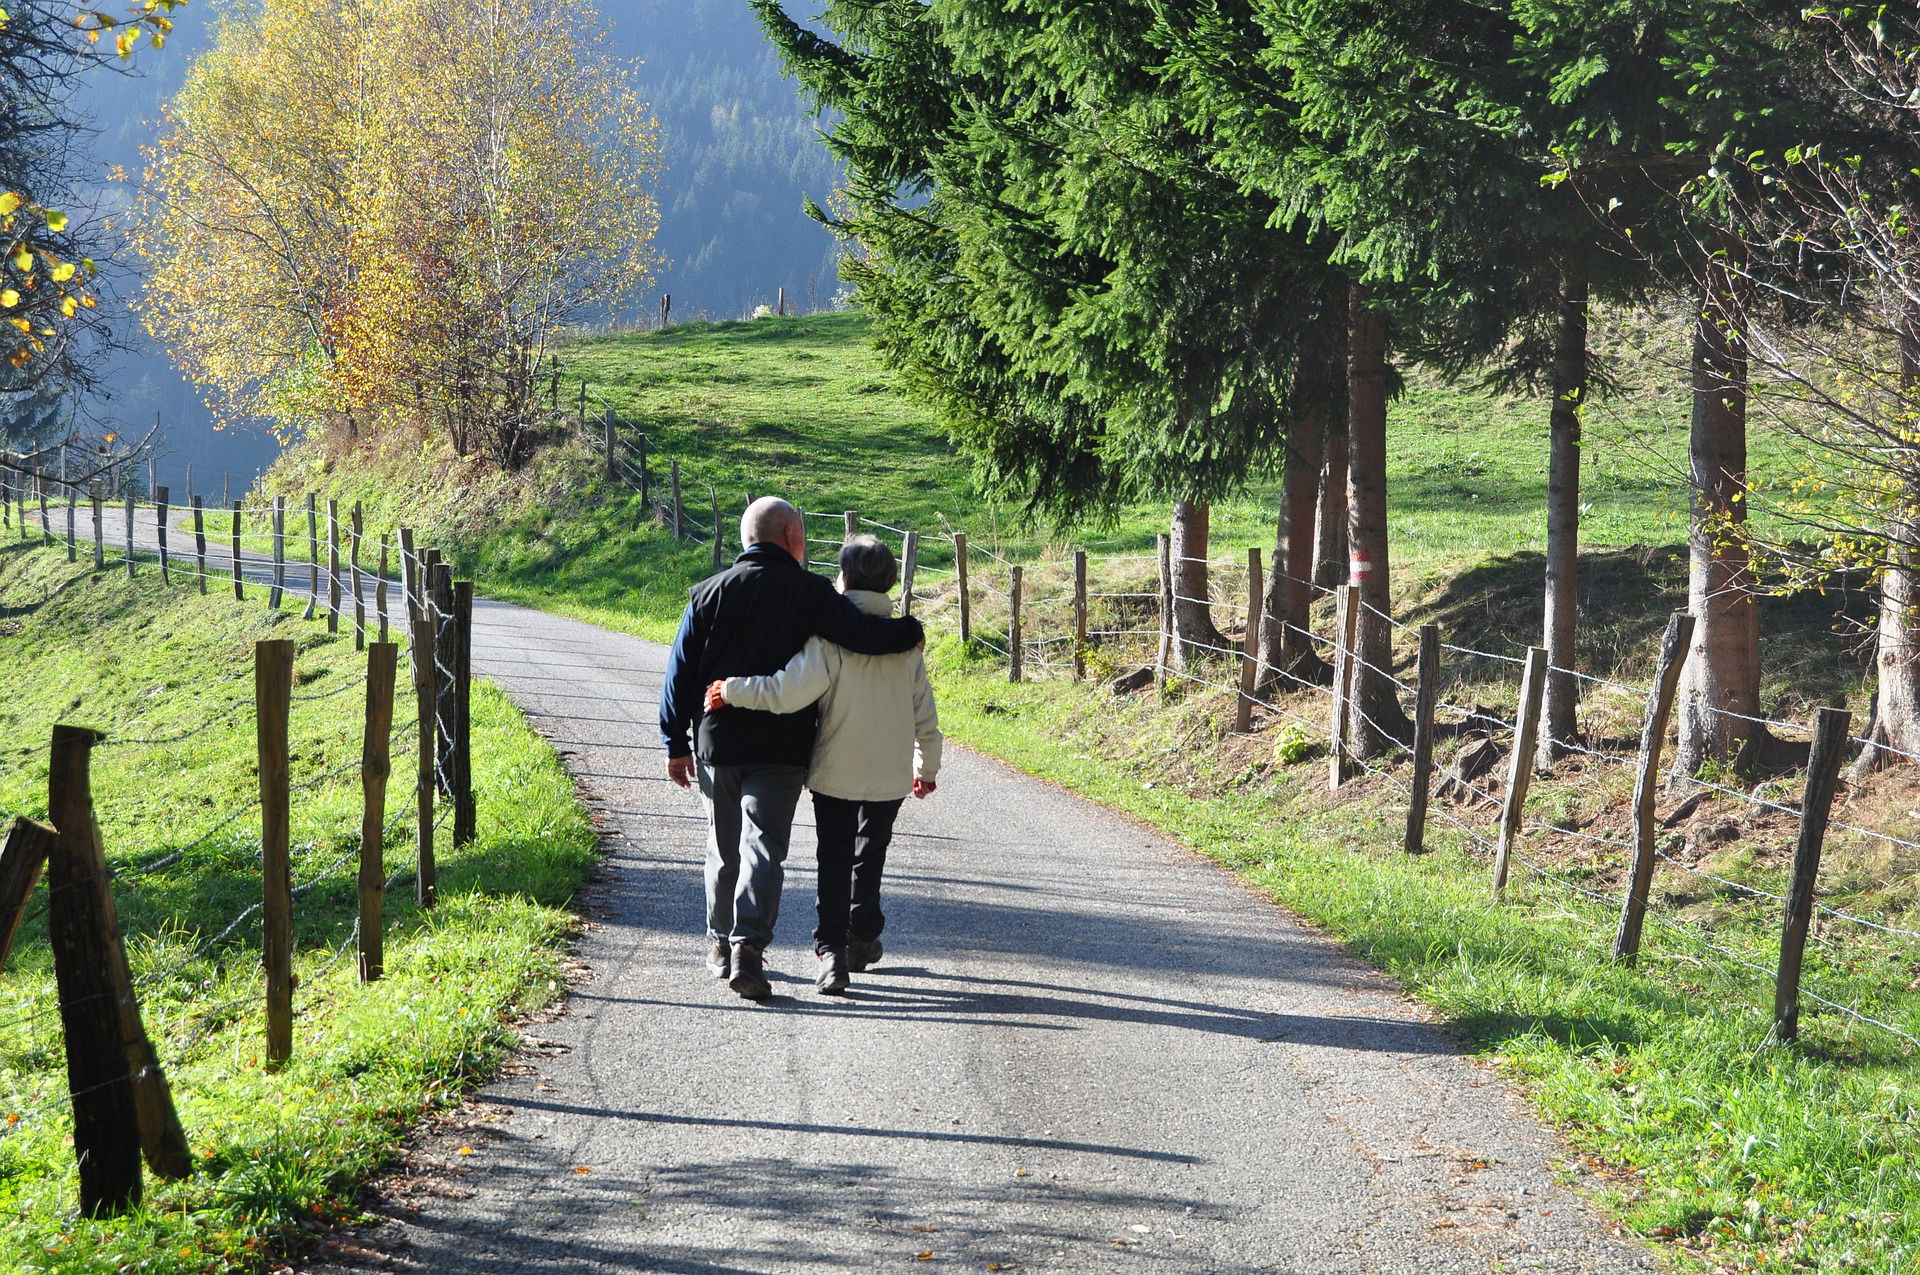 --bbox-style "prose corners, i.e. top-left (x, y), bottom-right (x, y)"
top-left (740, 497), bottom-right (805, 563)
